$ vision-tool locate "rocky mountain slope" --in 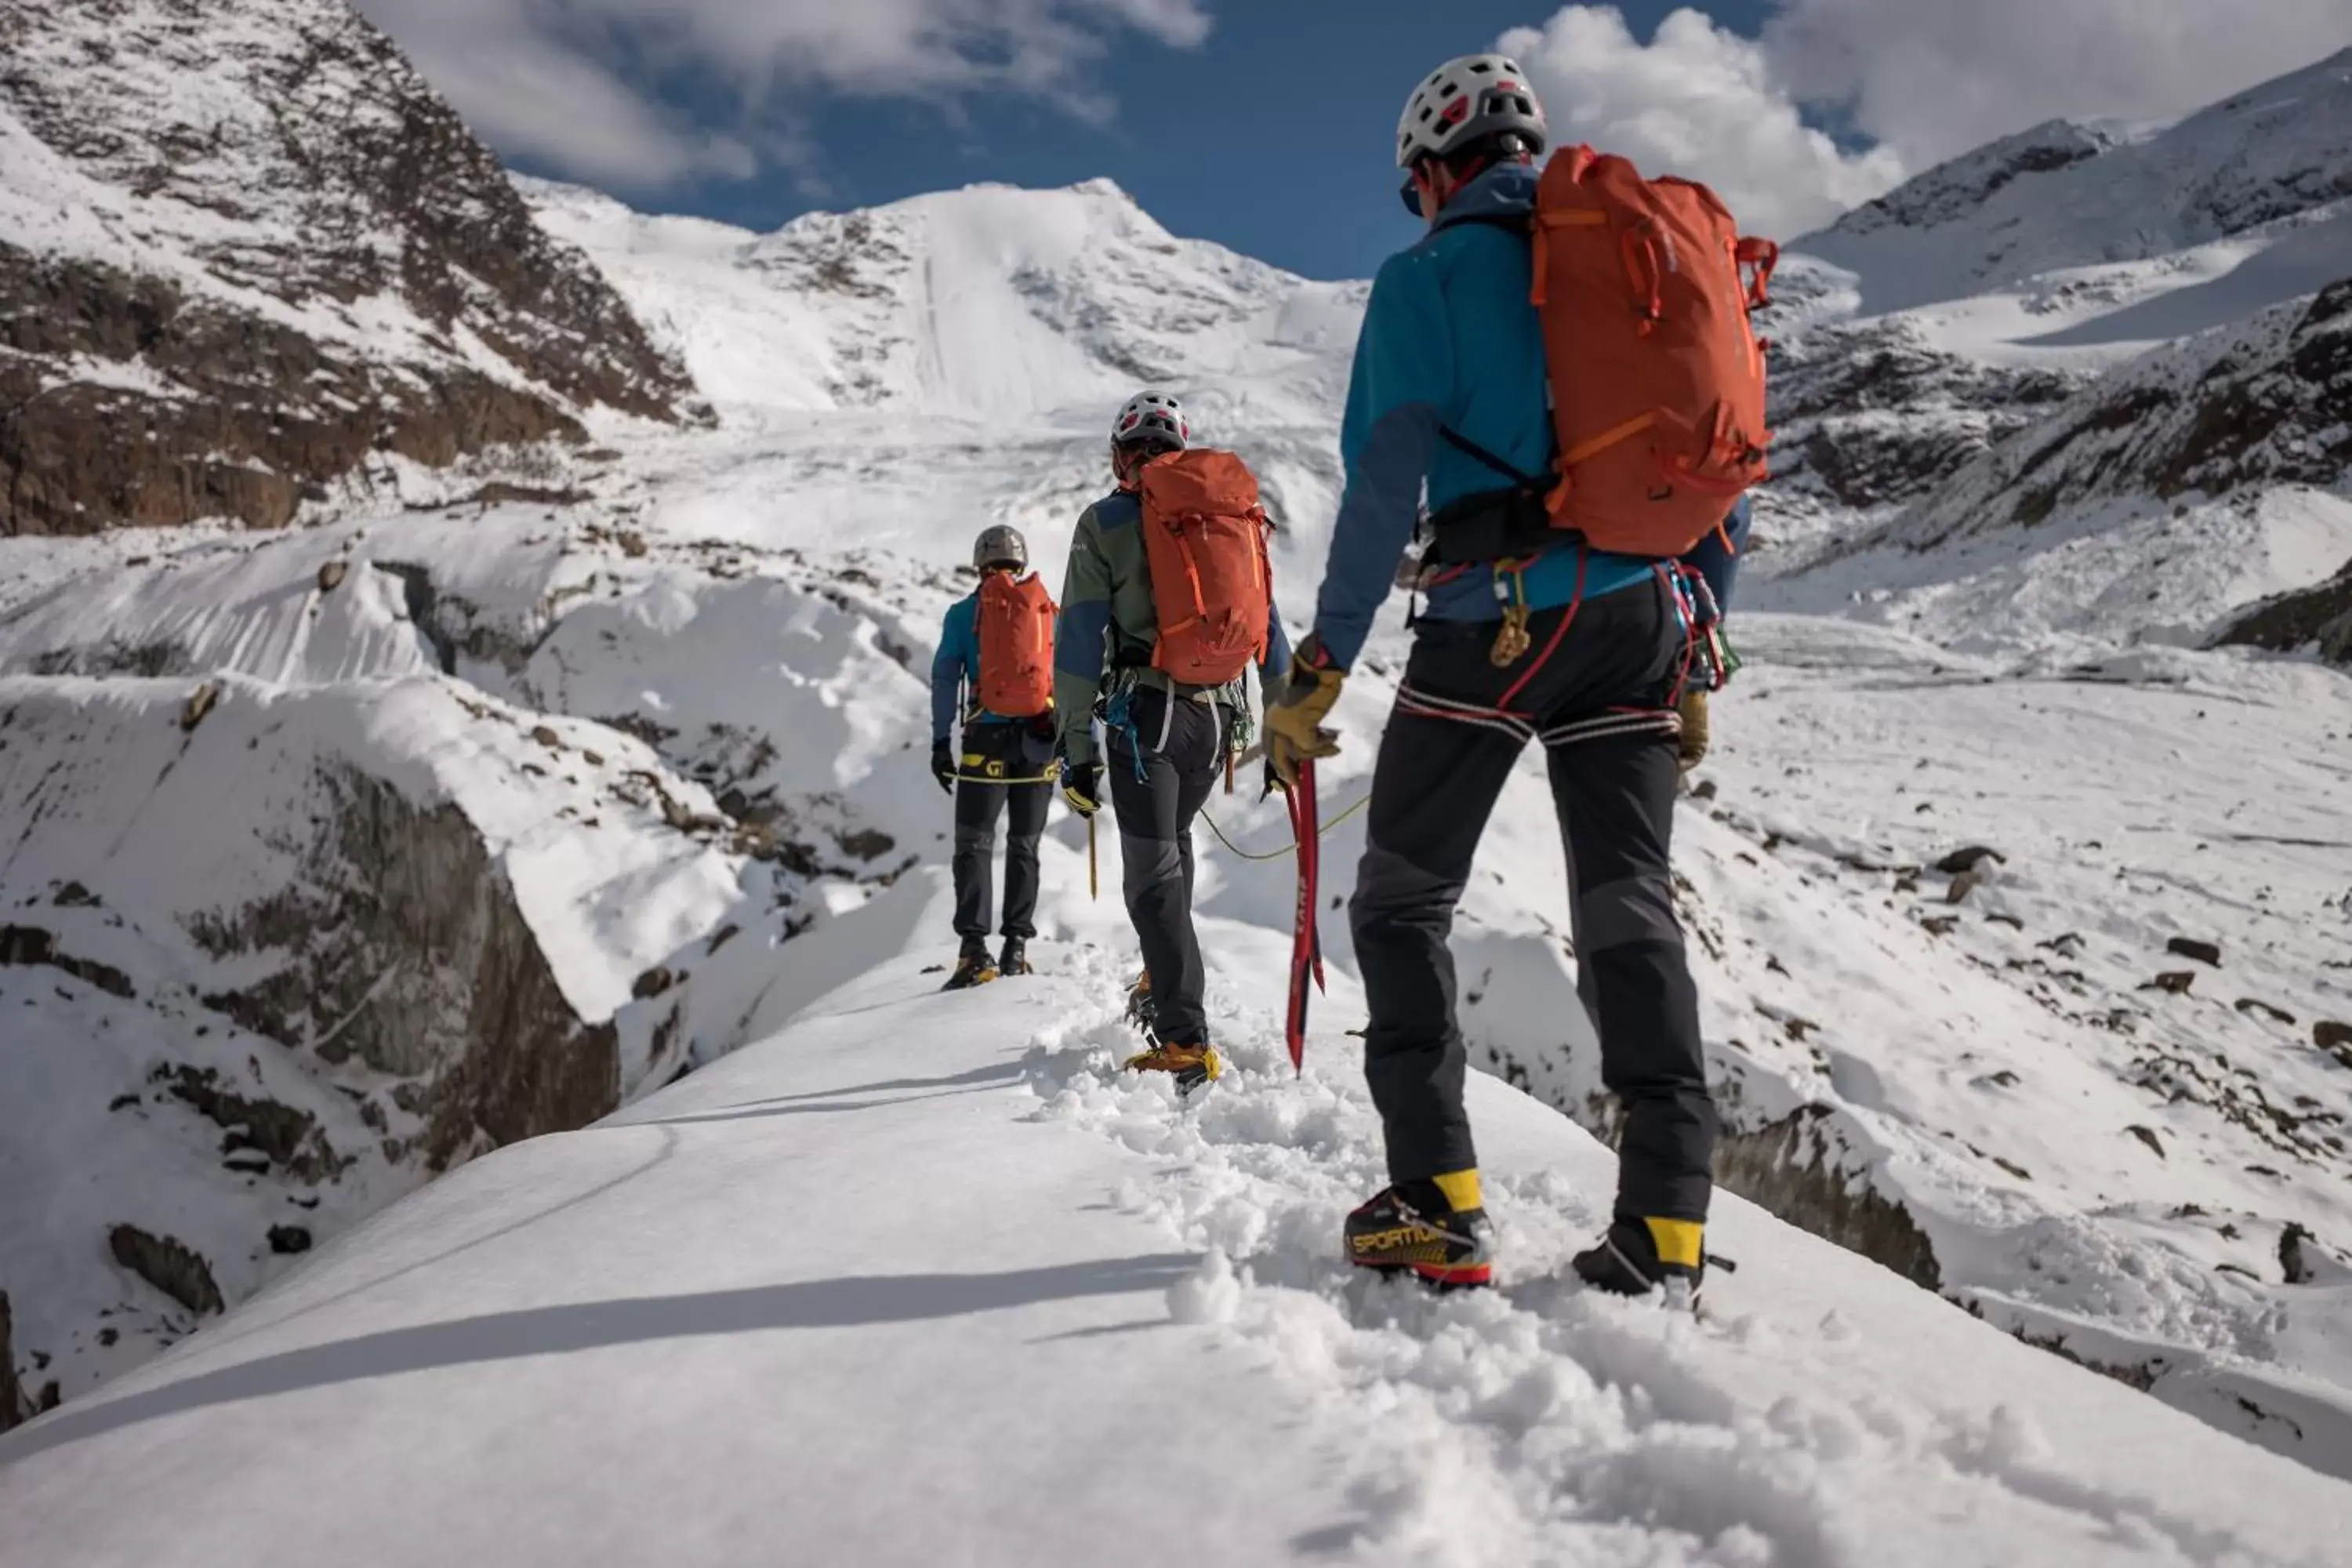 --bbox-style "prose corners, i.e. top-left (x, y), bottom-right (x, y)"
top-left (0, 0), bottom-right (702, 538)
top-left (1758, 50), bottom-right (2351, 545)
